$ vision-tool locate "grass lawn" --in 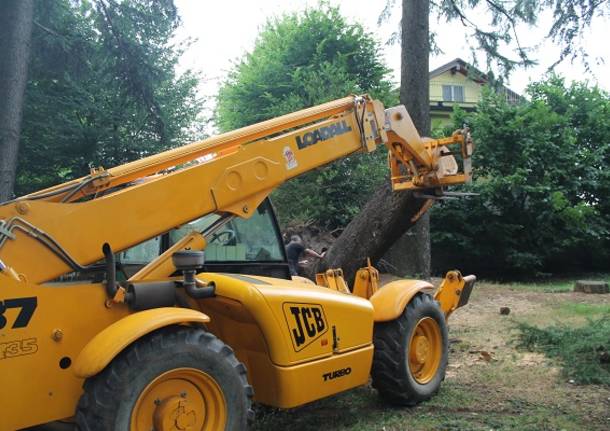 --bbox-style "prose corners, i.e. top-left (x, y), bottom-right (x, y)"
top-left (253, 276), bottom-right (610, 431)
